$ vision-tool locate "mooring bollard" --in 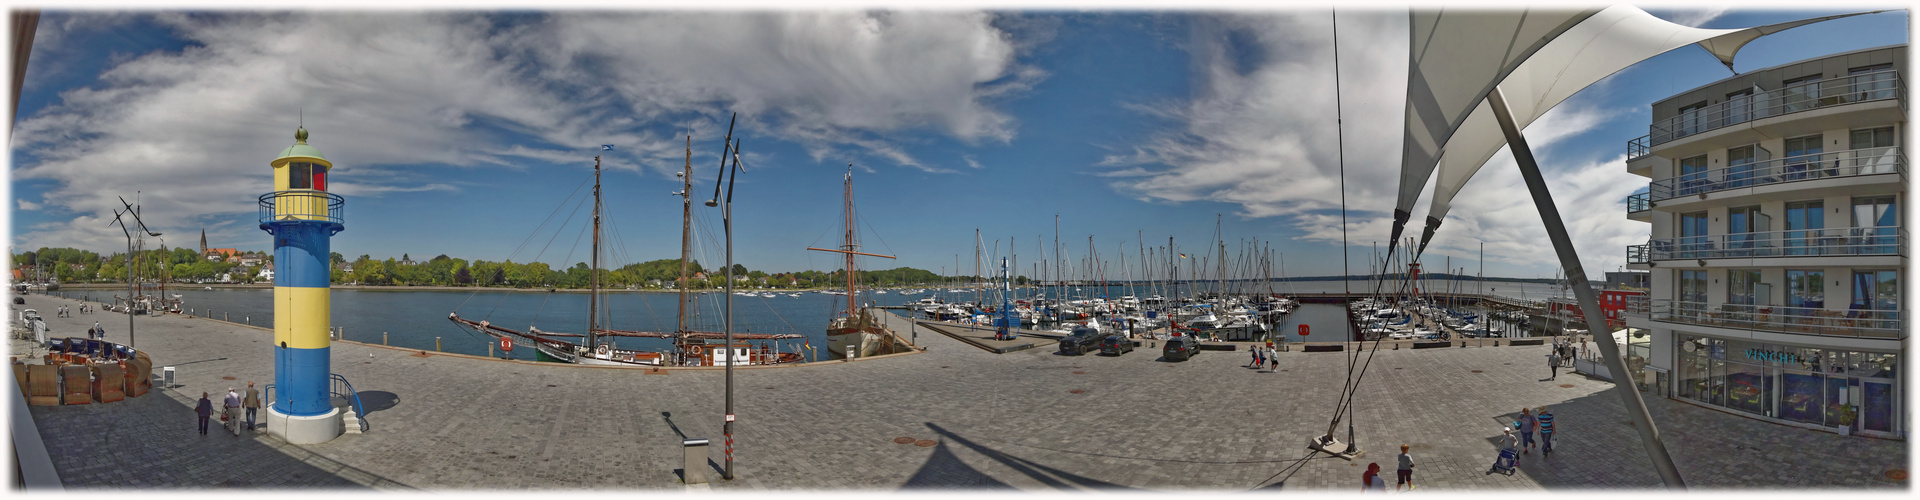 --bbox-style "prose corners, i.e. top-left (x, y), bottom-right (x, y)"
top-left (383, 332), bottom-right (389, 346)
top-left (488, 343), bottom-right (494, 358)
top-left (436, 337), bottom-right (443, 352)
